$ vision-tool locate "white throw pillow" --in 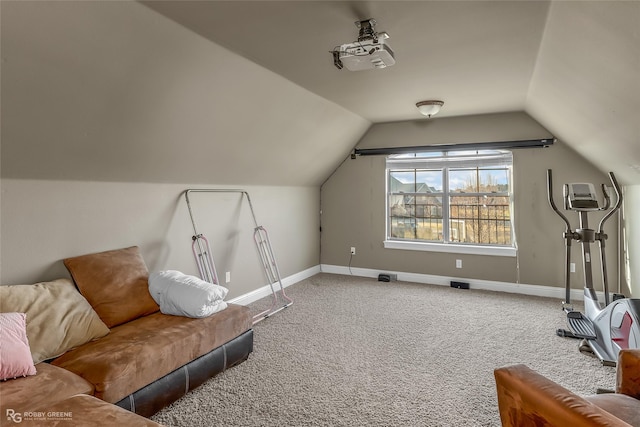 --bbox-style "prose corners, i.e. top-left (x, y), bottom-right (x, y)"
top-left (148, 270), bottom-right (228, 318)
